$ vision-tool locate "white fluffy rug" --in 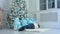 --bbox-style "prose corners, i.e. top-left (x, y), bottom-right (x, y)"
top-left (25, 28), bottom-right (51, 32)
